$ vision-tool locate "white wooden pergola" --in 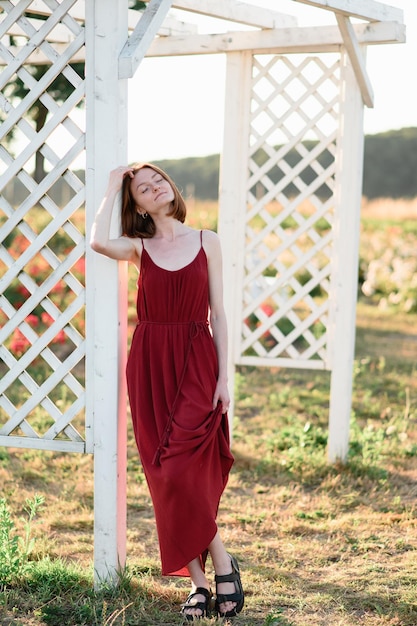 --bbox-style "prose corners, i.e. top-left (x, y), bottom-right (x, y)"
top-left (0, 0), bottom-right (405, 584)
